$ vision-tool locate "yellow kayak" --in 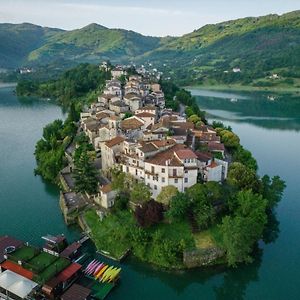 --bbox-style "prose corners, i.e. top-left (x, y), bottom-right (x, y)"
top-left (101, 266), bottom-right (114, 282)
top-left (108, 268), bottom-right (121, 282)
top-left (95, 265), bottom-right (108, 279)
